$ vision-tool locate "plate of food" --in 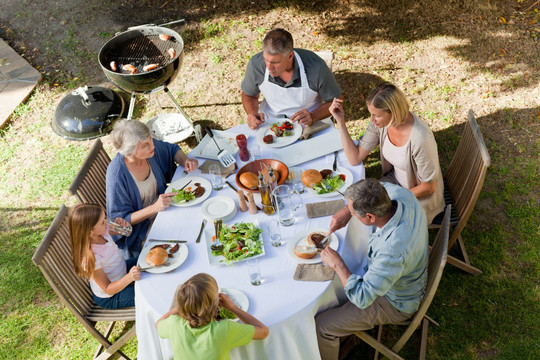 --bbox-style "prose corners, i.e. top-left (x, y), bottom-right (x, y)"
top-left (287, 229), bottom-right (339, 264)
top-left (137, 242), bottom-right (189, 274)
top-left (166, 176), bottom-right (212, 207)
top-left (217, 288), bottom-right (249, 322)
top-left (256, 120), bottom-right (302, 148)
top-left (204, 220), bottom-right (265, 265)
top-left (303, 167), bottom-right (354, 197)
